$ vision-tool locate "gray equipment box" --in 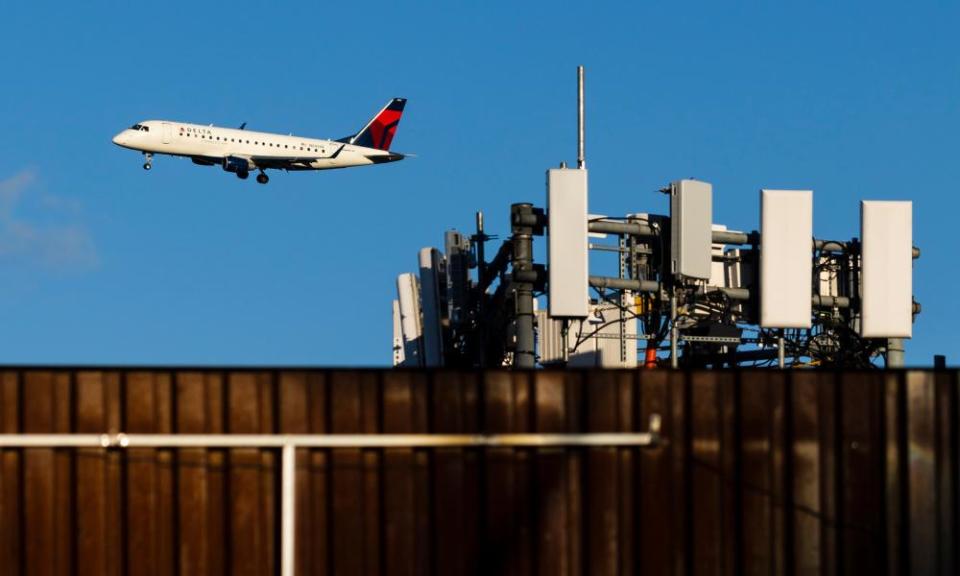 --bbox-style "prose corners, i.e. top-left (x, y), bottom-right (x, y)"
top-left (670, 180), bottom-right (713, 280)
